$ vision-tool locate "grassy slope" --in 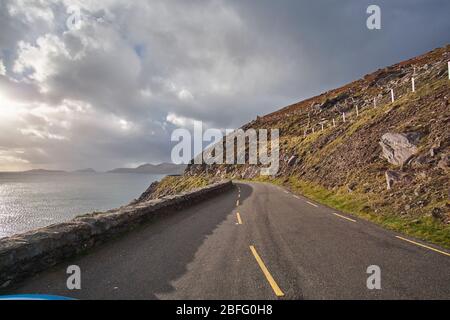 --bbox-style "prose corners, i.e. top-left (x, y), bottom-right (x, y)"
top-left (155, 176), bottom-right (210, 194)
top-left (137, 175), bottom-right (213, 201)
